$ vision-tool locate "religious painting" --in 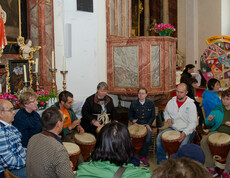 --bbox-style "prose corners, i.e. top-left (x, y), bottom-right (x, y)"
top-left (200, 35), bottom-right (230, 88)
top-left (1, 0), bottom-right (21, 43)
top-left (7, 60), bottom-right (29, 94)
